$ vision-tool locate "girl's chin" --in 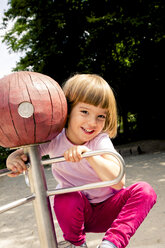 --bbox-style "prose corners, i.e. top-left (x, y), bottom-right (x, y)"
top-left (80, 134), bottom-right (96, 144)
